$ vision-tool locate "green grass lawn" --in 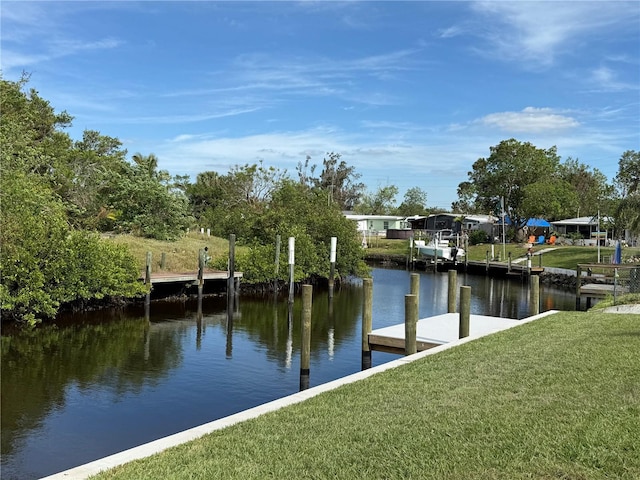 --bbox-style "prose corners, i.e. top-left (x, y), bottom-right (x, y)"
top-left (92, 311), bottom-right (640, 480)
top-left (366, 238), bottom-right (640, 269)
